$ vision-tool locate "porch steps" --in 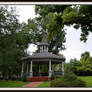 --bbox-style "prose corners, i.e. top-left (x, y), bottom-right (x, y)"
top-left (27, 76), bottom-right (51, 82)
